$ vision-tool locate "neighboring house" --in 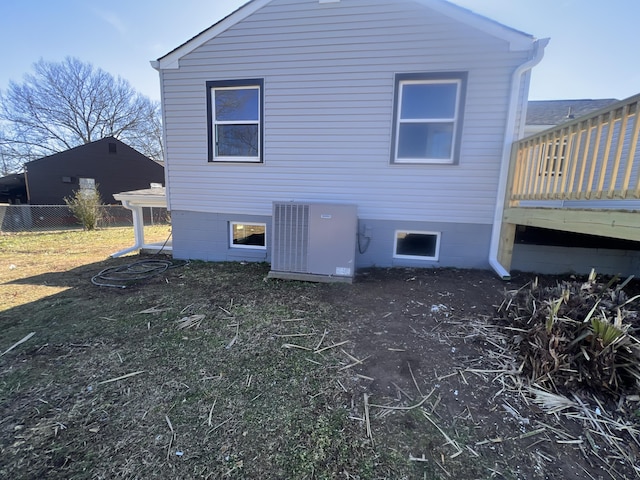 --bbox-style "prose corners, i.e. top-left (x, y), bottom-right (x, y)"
top-left (524, 98), bottom-right (619, 137)
top-left (153, 0), bottom-right (548, 277)
top-left (25, 137), bottom-right (164, 205)
top-left (0, 173), bottom-right (27, 204)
